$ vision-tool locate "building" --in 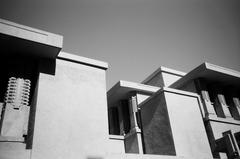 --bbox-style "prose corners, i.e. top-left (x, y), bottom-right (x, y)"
top-left (108, 65), bottom-right (240, 159)
top-left (0, 19), bottom-right (239, 159)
